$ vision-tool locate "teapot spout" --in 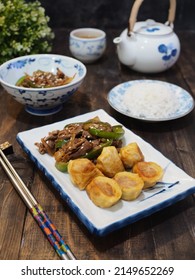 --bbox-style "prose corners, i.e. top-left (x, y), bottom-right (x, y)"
top-left (113, 37), bottom-right (122, 45)
top-left (113, 33), bottom-right (136, 67)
